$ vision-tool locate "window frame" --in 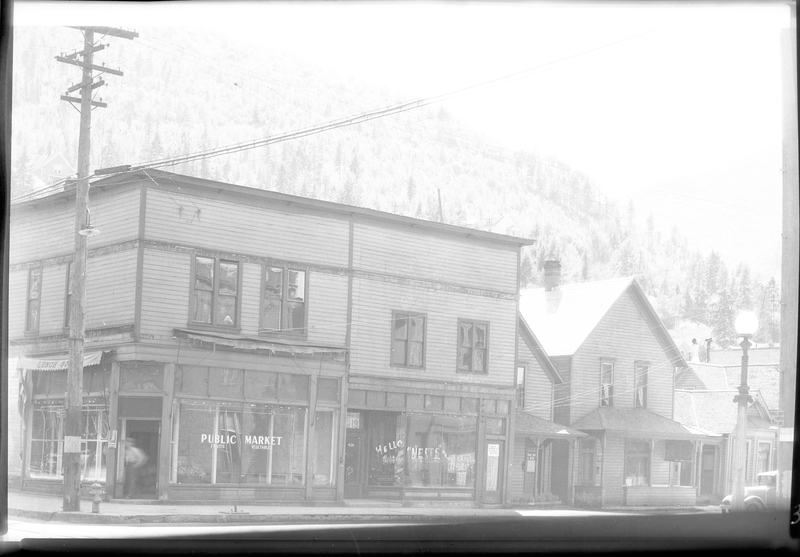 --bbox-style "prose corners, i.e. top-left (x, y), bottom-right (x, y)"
top-left (188, 254), bottom-right (242, 330)
top-left (456, 319), bottom-right (490, 374)
top-left (634, 361), bottom-right (648, 409)
top-left (600, 359), bottom-right (615, 407)
top-left (389, 311), bottom-right (427, 369)
top-left (259, 264), bottom-right (309, 336)
top-left (25, 267), bottom-right (43, 333)
top-left (516, 365), bottom-right (526, 409)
